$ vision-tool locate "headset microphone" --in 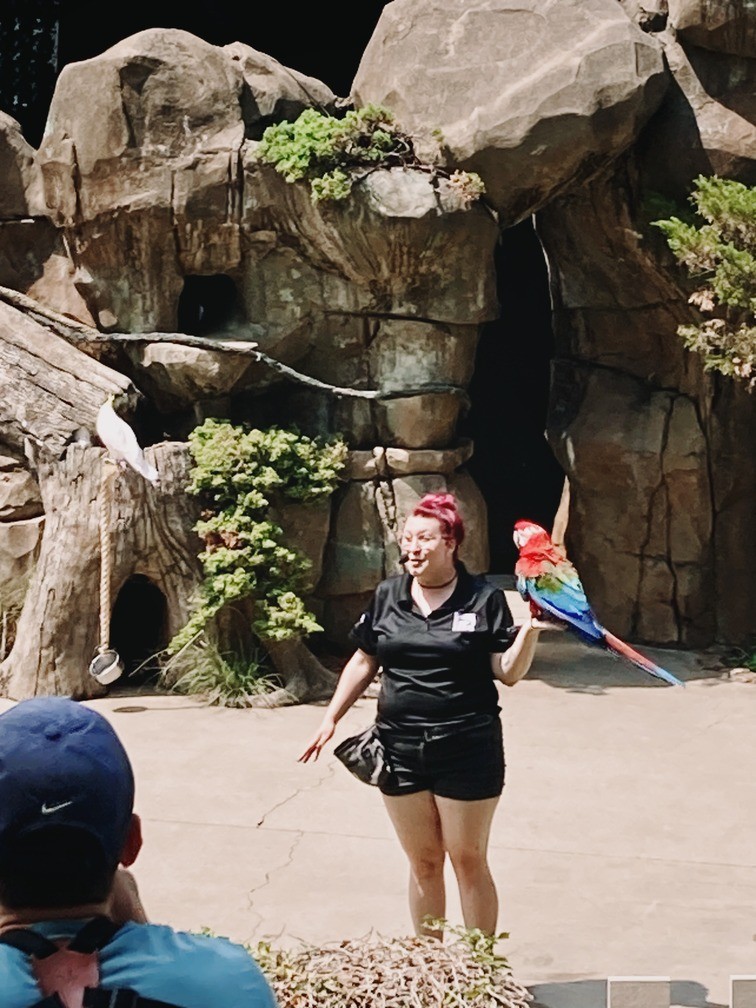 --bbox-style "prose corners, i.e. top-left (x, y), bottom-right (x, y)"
top-left (399, 553), bottom-right (409, 564)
